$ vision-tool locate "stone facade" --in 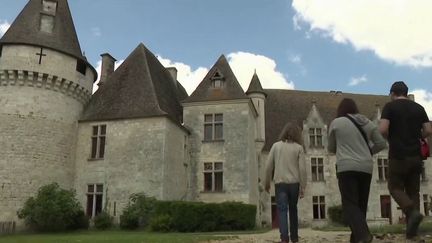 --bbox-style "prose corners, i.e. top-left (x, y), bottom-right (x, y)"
top-left (183, 100), bottom-right (259, 207)
top-left (0, 42), bottom-right (94, 227)
top-left (74, 117), bottom-right (188, 221)
top-left (1, 0), bottom-right (431, 233)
